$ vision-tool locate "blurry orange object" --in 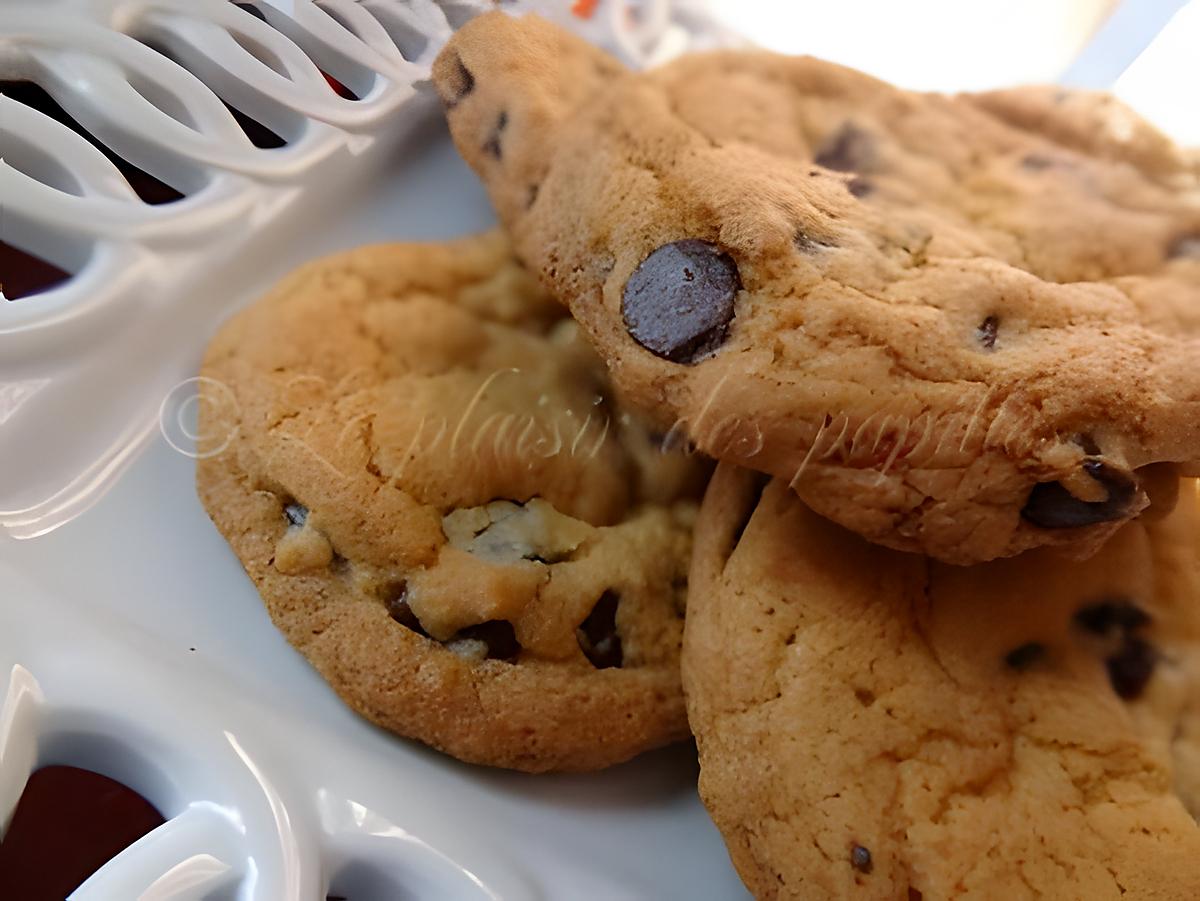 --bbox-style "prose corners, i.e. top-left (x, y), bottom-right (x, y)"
top-left (572, 0), bottom-right (599, 19)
